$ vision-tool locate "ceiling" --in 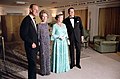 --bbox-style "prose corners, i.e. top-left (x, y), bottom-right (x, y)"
top-left (0, 0), bottom-right (119, 8)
